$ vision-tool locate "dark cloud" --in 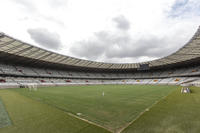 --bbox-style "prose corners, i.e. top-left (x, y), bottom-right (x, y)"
top-left (27, 28), bottom-right (61, 50)
top-left (112, 15), bottom-right (130, 31)
top-left (70, 32), bottom-right (109, 60)
top-left (106, 36), bottom-right (181, 59)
